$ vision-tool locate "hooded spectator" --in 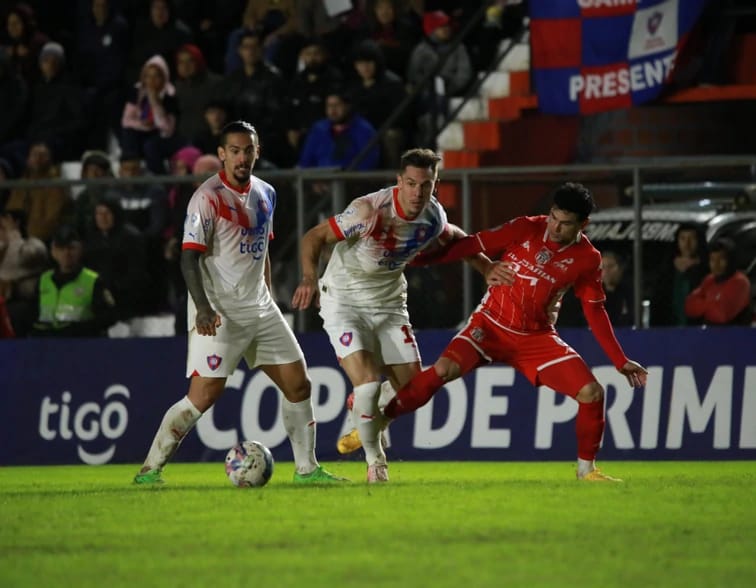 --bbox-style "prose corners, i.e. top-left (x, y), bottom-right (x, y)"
top-left (120, 53), bottom-right (186, 174)
top-left (0, 3), bottom-right (49, 84)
